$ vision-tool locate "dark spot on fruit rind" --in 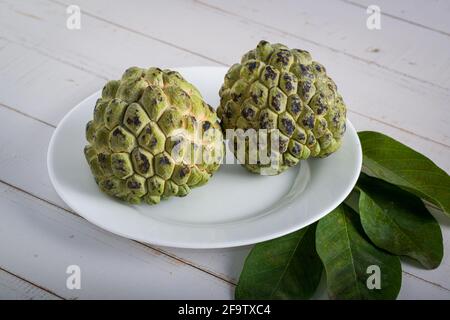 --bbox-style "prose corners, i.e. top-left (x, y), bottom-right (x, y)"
top-left (297, 131), bottom-right (306, 141)
top-left (127, 116), bottom-right (141, 126)
top-left (316, 104), bottom-right (327, 115)
top-left (247, 61), bottom-right (257, 72)
top-left (283, 74), bottom-right (294, 91)
top-left (264, 66), bottom-right (277, 80)
top-left (225, 108), bottom-right (233, 119)
top-left (127, 181), bottom-right (141, 189)
top-left (232, 93), bottom-right (242, 102)
top-left (150, 137), bottom-right (158, 147)
top-left (115, 159), bottom-right (127, 173)
top-left (98, 153), bottom-right (107, 163)
top-left (303, 82), bottom-right (312, 92)
top-left (276, 50), bottom-right (291, 66)
top-left (303, 115), bottom-right (315, 129)
top-left (104, 179), bottom-right (114, 190)
top-left (138, 152), bottom-right (150, 172)
top-left (160, 156), bottom-right (170, 165)
top-left (291, 100), bottom-right (301, 114)
top-left (285, 81), bottom-right (293, 91)
top-left (172, 137), bottom-right (183, 147)
top-left (271, 93), bottom-right (282, 111)
top-left (260, 117), bottom-right (270, 129)
top-left (332, 112), bottom-right (340, 125)
top-left (113, 128), bottom-right (125, 138)
top-left (307, 135), bottom-right (316, 145)
top-left (202, 121), bottom-right (211, 131)
top-left (292, 143), bottom-right (301, 155)
top-left (241, 107), bottom-right (255, 120)
top-left (281, 118), bottom-right (295, 135)
top-left (180, 166), bottom-right (190, 178)
top-left (279, 139), bottom-right (288, 152)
